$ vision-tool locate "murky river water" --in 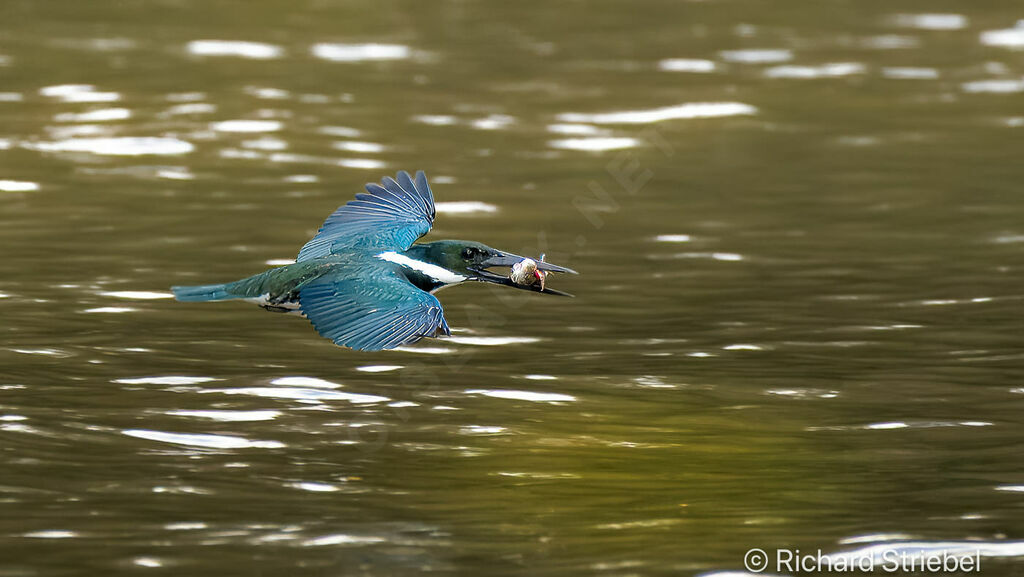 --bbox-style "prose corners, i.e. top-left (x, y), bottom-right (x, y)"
top-left (2, 1), bottom-right (1024, 575)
